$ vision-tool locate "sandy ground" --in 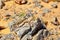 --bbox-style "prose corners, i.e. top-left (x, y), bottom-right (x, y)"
top-left (0, 0), bottom-right (60, 40)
